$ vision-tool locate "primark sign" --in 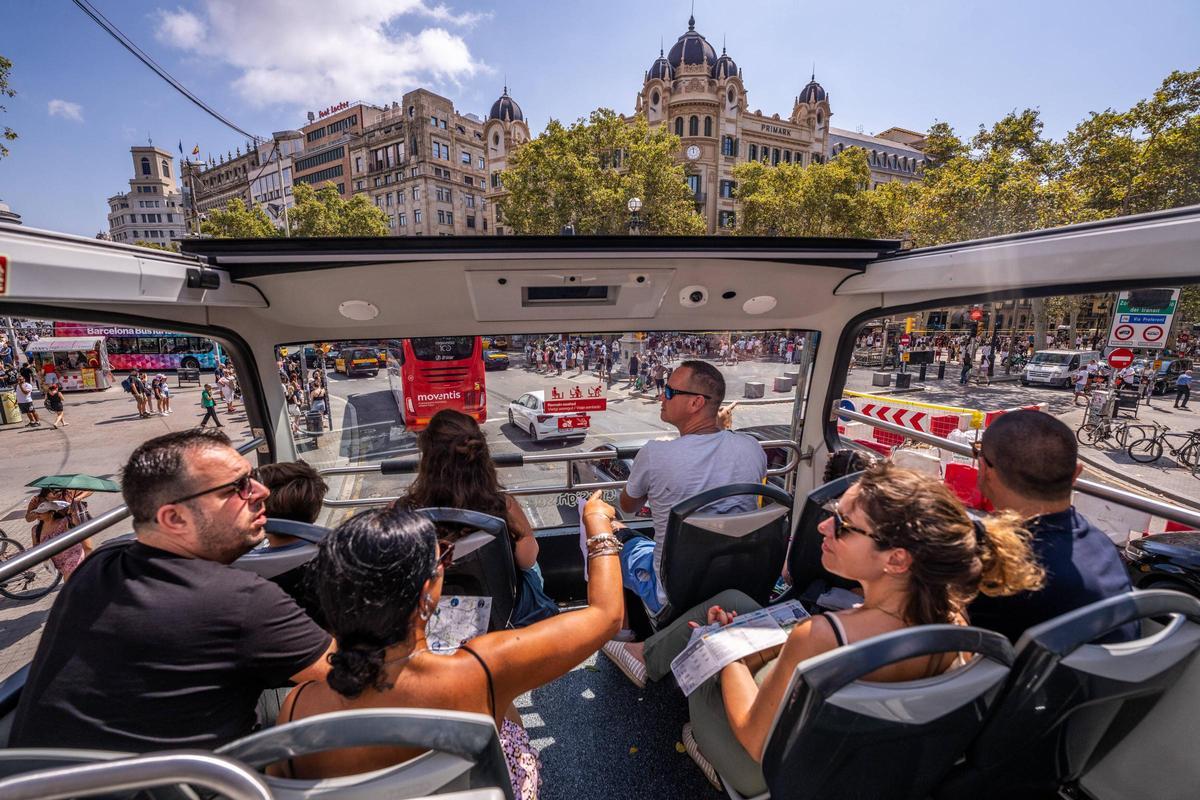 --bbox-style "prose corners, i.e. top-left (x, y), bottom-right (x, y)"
top-left (759, 123), bottom-right (793, 137)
